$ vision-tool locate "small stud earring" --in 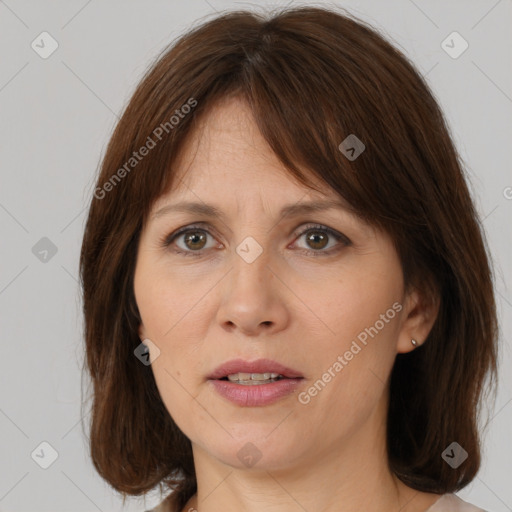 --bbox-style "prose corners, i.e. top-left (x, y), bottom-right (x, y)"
top-left (411, 339), bottom-right (418, 347)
